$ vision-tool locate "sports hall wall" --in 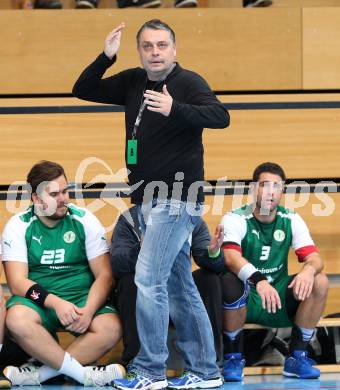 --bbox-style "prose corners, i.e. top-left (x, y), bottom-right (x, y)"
top-left (0, 1), bottom-right (340, 314)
